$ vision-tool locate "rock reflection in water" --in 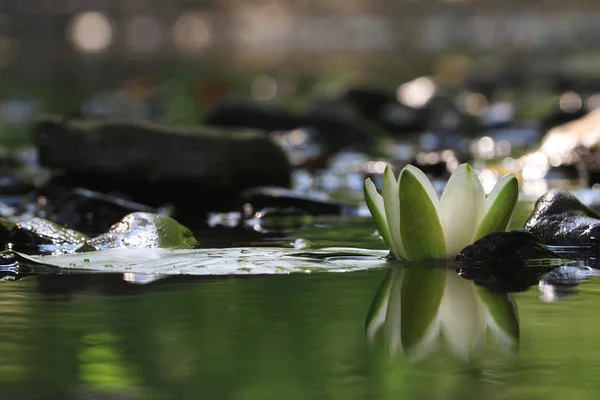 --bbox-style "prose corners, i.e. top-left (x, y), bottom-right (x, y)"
top-left (366, 266), bottom-right (519, 363)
